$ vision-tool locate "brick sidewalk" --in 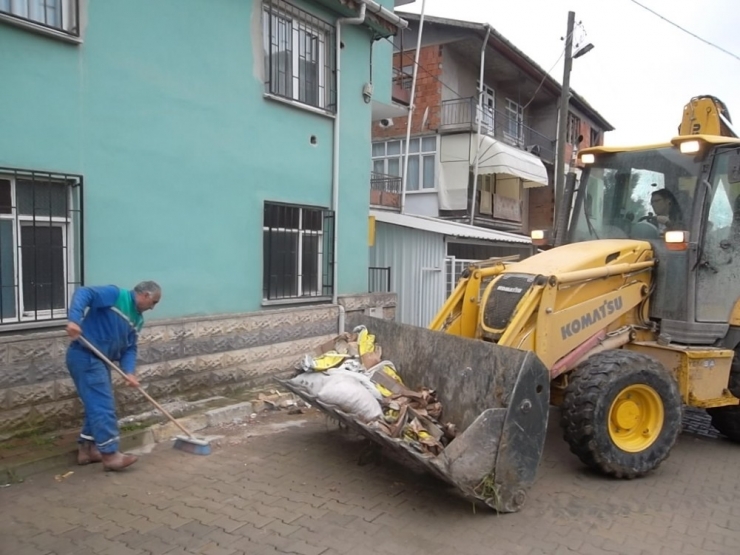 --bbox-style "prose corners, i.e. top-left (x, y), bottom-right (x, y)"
top-left (1, 409), bottom-right (739, 555)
